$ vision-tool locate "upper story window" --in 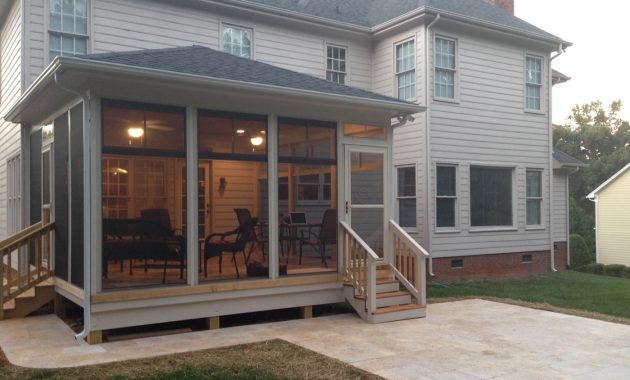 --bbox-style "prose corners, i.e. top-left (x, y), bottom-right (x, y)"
top-left (326, 45), bottom-right (347, 84)
top-left (526, 170), bottom-right (543, 226)
top-left (49, 0), bottom-right (88, 61)
top-left (435, 37), bottom-right (457, 99)
top-left (525, 56), bottom-right (543, 110)
top-left (222, 24), bottom-right (252, 59)
top-left (395, 39), bottom-right (416, 100)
